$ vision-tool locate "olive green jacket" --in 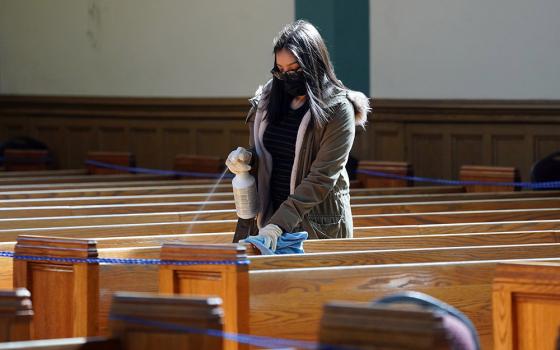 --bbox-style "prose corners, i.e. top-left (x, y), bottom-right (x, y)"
top-left (246, 80), bottom-right (370, 239)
